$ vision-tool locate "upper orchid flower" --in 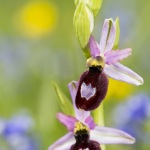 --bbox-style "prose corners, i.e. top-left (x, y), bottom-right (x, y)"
top-left (48, 81), bottom-right (135, 150)
top-left (75, 18), bottom-right (143, 111)
top-left (87, 18), bottom-right (143, 86)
